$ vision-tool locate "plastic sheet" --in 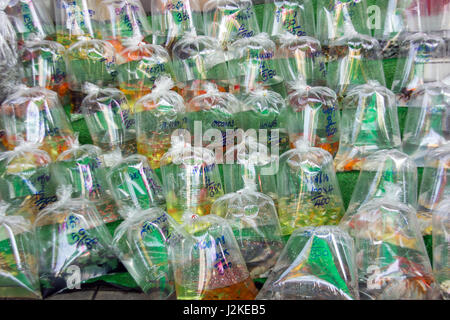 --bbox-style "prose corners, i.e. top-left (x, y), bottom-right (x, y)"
top-left (391, 33), bottom-right (446, 107)
top-left (262, 0), bottom-right (314, 40)
top-left (211, 185), bottom-right (284, 279)
top-left (334, 81), bottom-right (402, 172)
top-left (203, 0), bottom-right (260, 48)
top-left (402, 82), bottom-right (450, 166)
top-left (285, 80), bottom-right (340, 157)
top-left (160, 135), bottom-right (224, 223)
top-left (344, 149), bottom-right (418, 220)
top-left (0, 143), bottom-right (56, 223)
top-left (107, 154), bottom-right (165, 213)
top-left (113, 207), bottom-right (185, 298)
top-left (277, 140), bottom-right (345, 236)
top-left (168, 214), bottom-right (258, 300)
top-left (135, 76), bottom-right (186, 169)
top-left (417, 143), bottom-right (450, 235)
top-left (81, 83), bottom-right (136, 156)
top-left (433, 198), bottom-right (450, 300)
top-left (0, 202), bottom-right (41, 299)
top-left (0, 86), bottom-right (76, 161)
top-left (34, 185), bottom-right (119, 298)
top-left (340, 187), bottom-right (439, 300)
top-left (256, 226), bottom-right (359, 300)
